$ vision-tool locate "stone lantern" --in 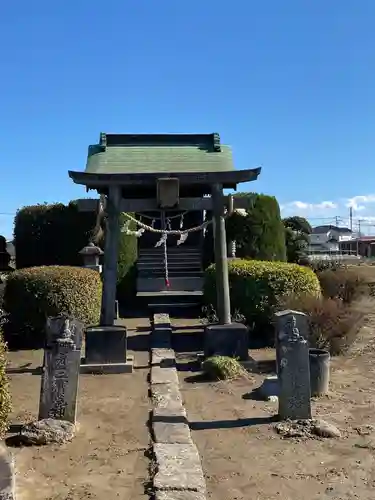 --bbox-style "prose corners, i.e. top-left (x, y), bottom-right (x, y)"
top-left (79, 242), bottom-right (104, 273)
